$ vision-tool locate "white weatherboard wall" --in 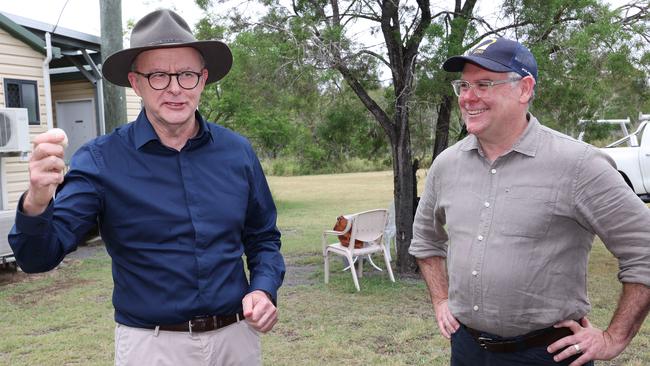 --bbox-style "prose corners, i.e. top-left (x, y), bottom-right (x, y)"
top-left (0, 27), bottom-right (48, 211)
